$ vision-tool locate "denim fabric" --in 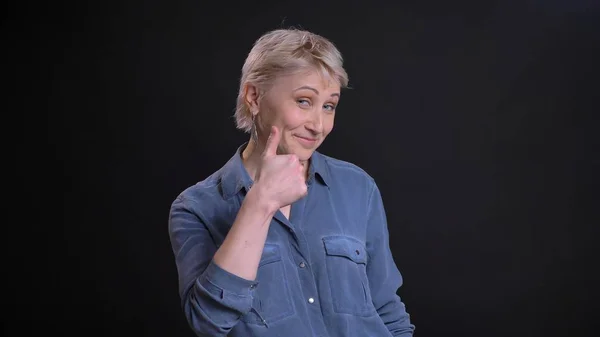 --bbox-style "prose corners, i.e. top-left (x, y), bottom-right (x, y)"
top-left (168, 143), bottom-right (415, 336)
